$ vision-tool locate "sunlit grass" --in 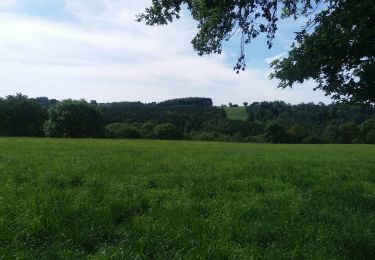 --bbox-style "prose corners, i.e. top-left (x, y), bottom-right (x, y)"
top-left (224, 106), bottom-right (248, 121)
top-left (0, 138), bottom-right (374, 258)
